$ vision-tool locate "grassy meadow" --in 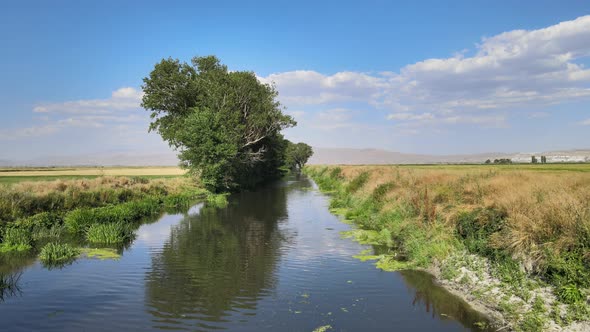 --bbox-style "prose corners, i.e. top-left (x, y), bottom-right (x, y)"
top-left (0, 166), bottom-right (185, 184)
top-left (305, 163), bottom-right (590, 331)
top-left (0, 166), bottom-right (212, 266)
